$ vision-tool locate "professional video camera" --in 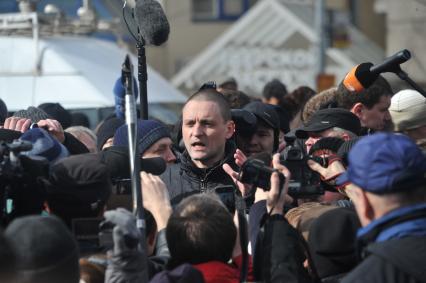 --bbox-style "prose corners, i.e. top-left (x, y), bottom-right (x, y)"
top-left (237, 137), bottom-right (326, 199)
top-left (0, 140), bottom-right (49, 226)
top-left (279, 136), bottom-right (324, 198)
